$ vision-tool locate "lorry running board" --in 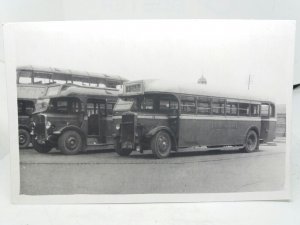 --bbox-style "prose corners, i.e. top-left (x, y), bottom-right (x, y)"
top-left (85, 143), bottom-right (114, 151)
